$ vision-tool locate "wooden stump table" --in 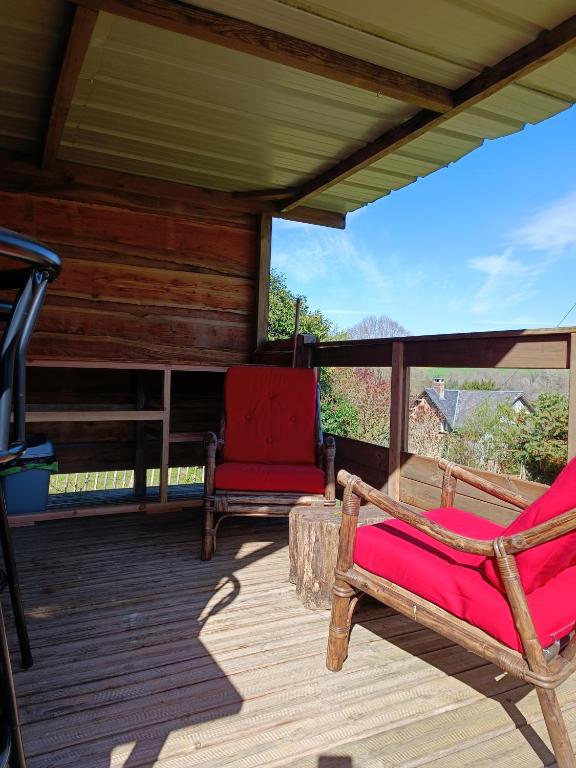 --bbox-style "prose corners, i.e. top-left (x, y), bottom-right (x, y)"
top-left (289, 505), bottom-right (389, 610)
